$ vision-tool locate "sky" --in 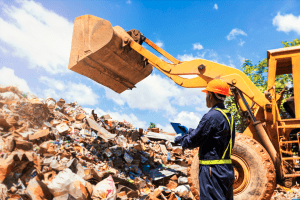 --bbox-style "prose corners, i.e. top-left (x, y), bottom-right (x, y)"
top-left (0, 0), bottom-right (300, 132)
